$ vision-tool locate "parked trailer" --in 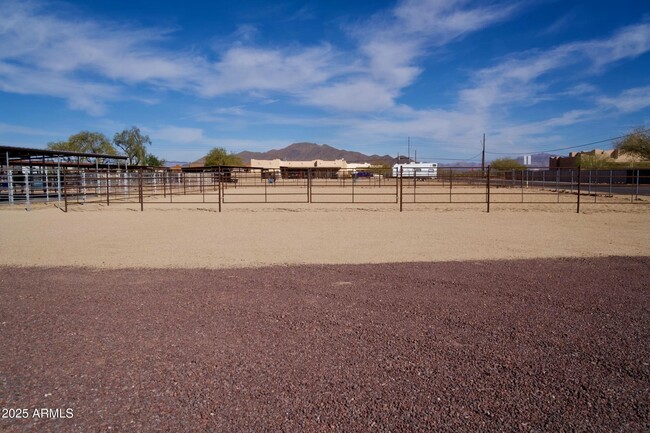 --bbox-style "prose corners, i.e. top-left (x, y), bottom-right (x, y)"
top-left (392, 162), bottom-right (438, 178)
